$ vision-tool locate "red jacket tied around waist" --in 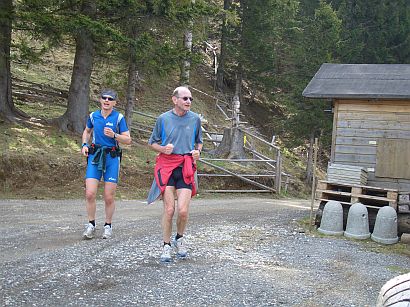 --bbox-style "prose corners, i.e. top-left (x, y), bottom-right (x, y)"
top-left (154, 153), bottom-right (197, 197)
